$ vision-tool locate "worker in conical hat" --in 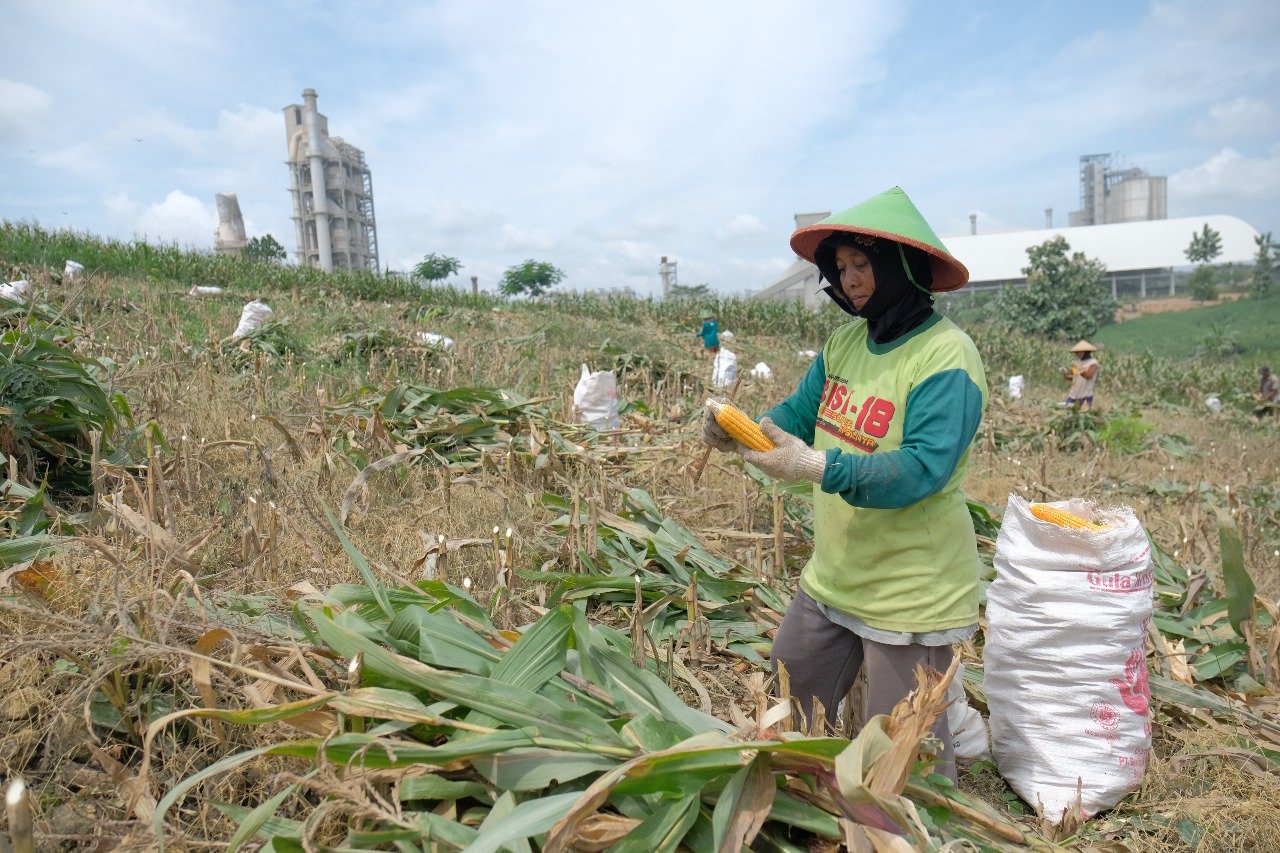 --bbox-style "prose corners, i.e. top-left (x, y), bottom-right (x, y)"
top-left (700, 186), bottom-right (986, 781)
top-left (1060, 340), bottom-right (1101, 411)
top-left (697, 307), bottom-right (719, 356)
